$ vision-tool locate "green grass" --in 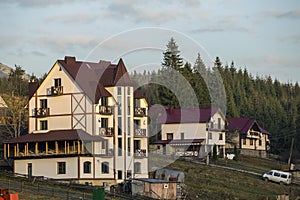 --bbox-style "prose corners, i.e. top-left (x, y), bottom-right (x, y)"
top-left (212, 155), bottom-right (289, 174)
top-left (166, 158), bottom-right (300, 200)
